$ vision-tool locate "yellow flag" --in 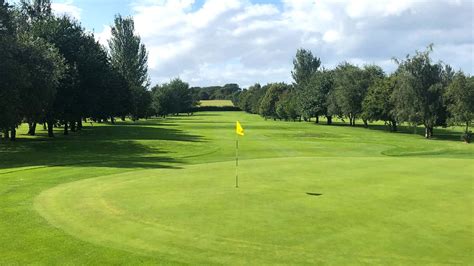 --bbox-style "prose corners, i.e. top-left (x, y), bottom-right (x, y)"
top-left (236, 121), bottom-right (244, 136)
